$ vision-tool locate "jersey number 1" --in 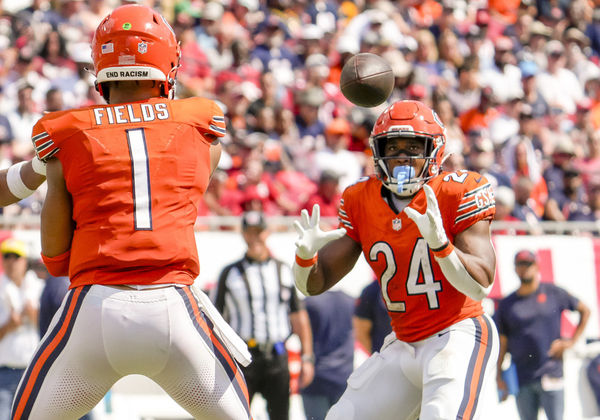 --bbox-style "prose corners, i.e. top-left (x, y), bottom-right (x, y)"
top-left (126, 128), bottom-right (152, 230)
